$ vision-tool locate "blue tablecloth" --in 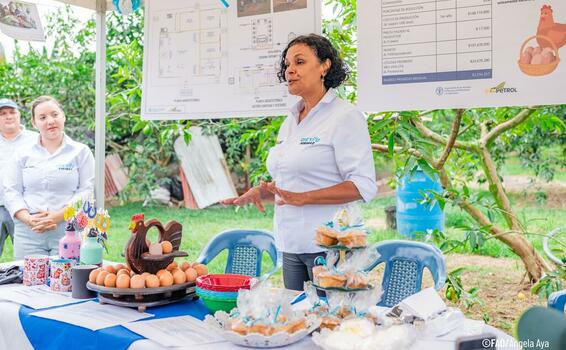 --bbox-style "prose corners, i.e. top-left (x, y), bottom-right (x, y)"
top-left (19, 297), bottom-right (210, 350)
